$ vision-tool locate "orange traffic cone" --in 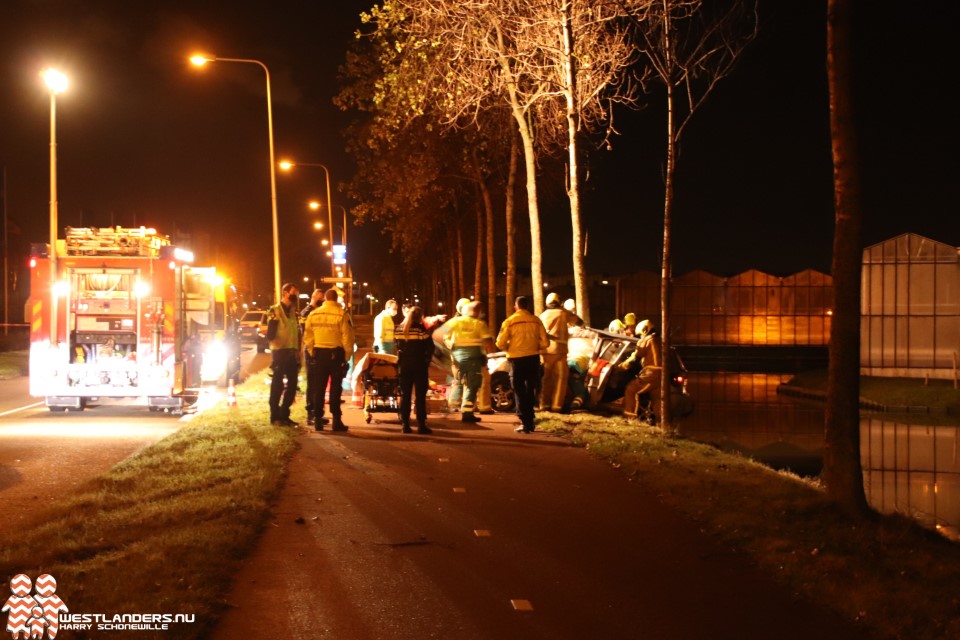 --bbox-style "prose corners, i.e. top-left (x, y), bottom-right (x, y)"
top-left (227, 378), bottom-right (237, 408)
